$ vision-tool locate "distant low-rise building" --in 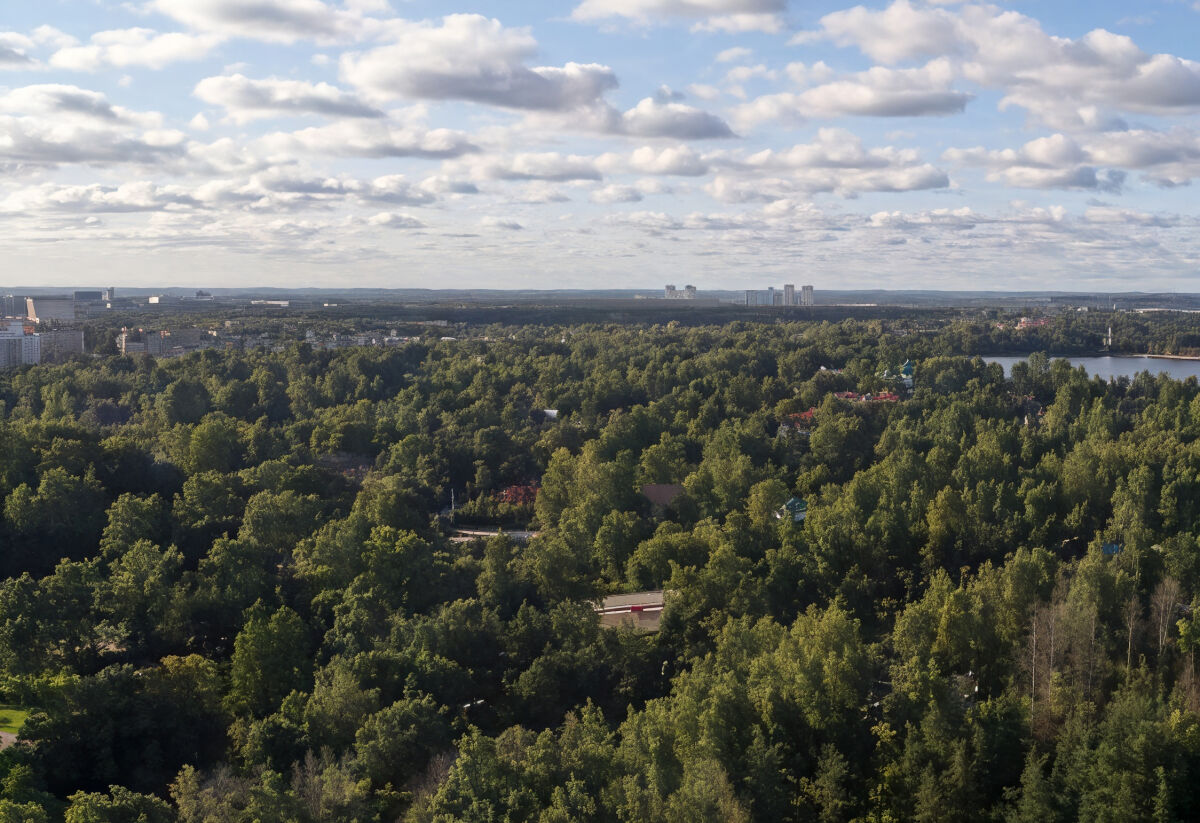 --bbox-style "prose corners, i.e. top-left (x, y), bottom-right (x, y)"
top-left (595, 591), bottom-right (668, 632)
top-left (118, 327), bottom-right (215, 356)
top-left (118, 328), bottom-right (164, 355)
top-left (777, 496), bottom-right (808, 522)
top-left (664, 285), bottom-right (698, 300)
top-left (25, 296), bottom-right (75, 323)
